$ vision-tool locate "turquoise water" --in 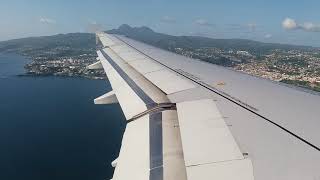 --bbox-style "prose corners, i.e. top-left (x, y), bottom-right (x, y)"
top-left (0, 54), bottom-right (125, 180)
